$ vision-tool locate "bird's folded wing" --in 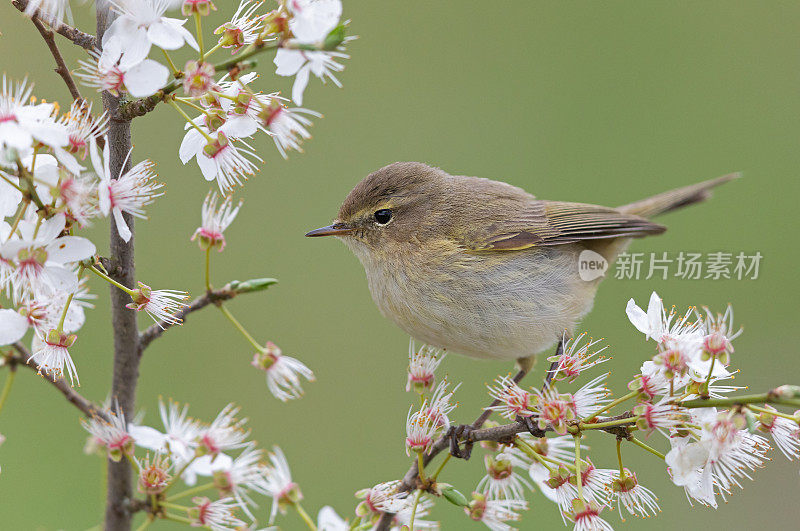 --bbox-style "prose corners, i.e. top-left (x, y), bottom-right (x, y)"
top-left (462, 201), bottom-right (666, 251)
